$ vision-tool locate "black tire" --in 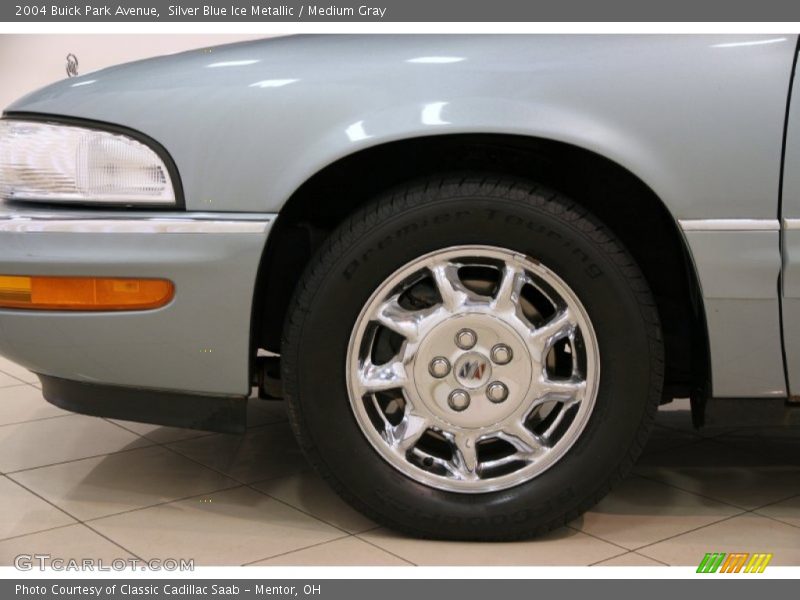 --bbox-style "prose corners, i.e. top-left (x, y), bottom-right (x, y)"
top-left (281, 174), bottom-right (663, 540)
